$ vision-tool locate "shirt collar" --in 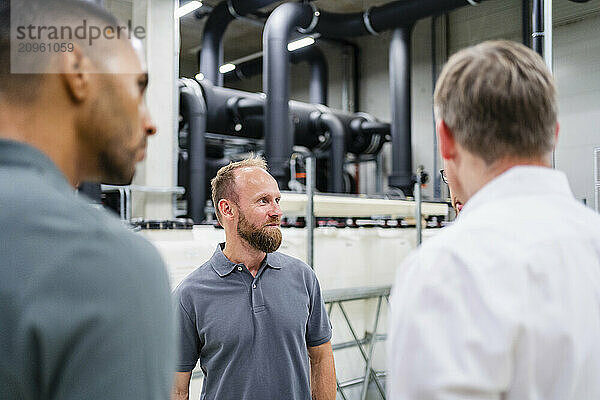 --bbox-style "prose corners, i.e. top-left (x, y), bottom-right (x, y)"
top-left (210, 243), bottom-right (281, 277)
top-left (459, 166), bottom-right (573, 217)
top-left (0, 139), bottom-right (73, 193)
